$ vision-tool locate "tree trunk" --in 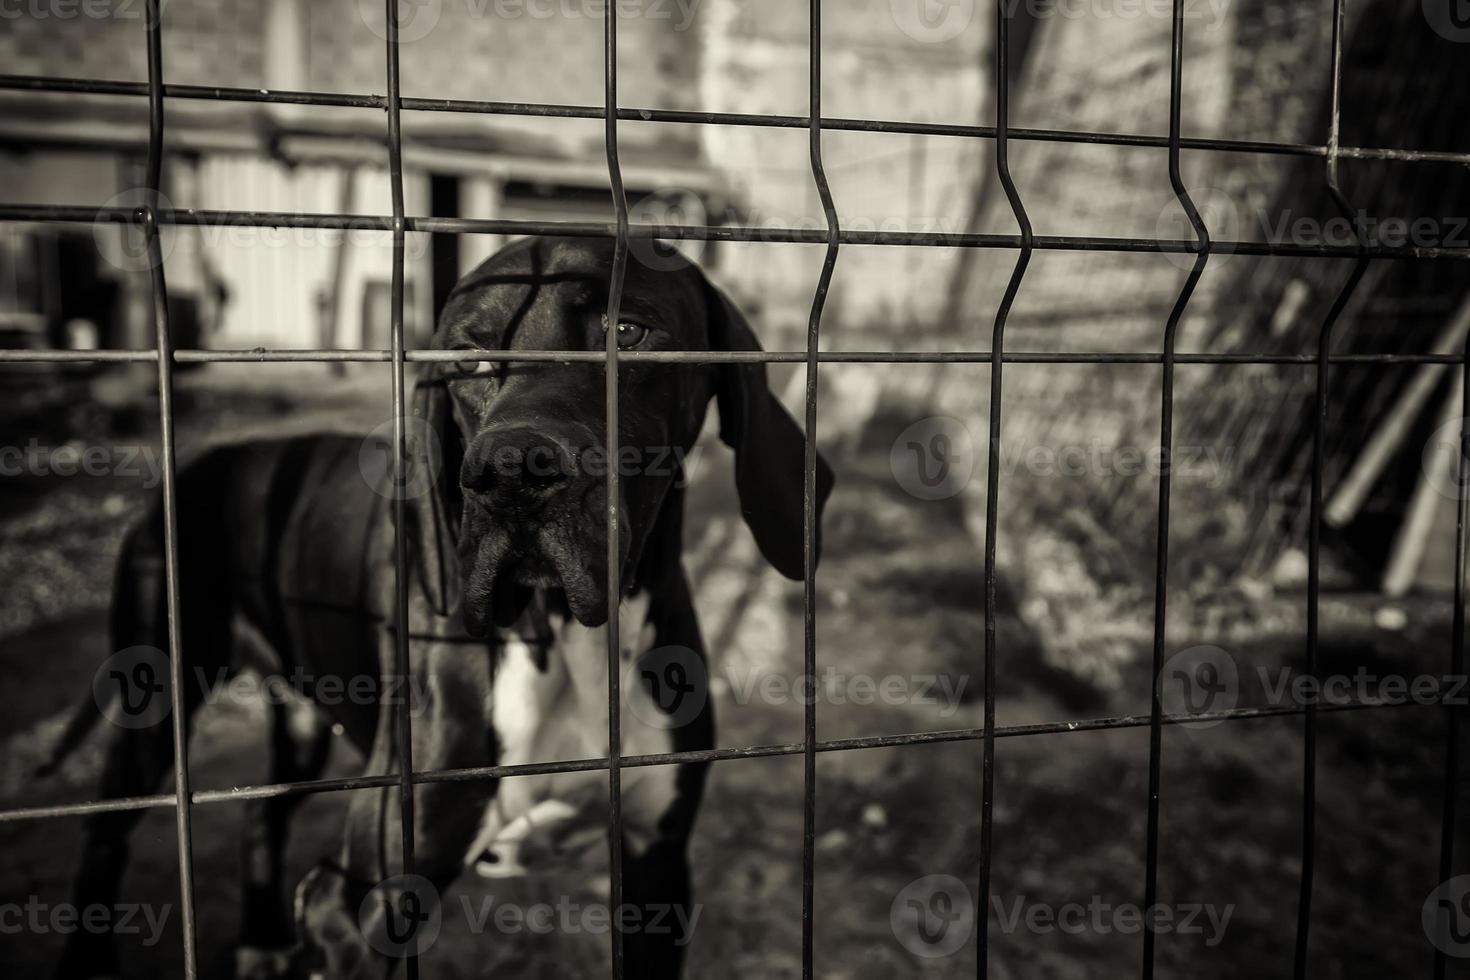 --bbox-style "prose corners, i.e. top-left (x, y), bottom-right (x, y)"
top-left (1179, 0), bottom-right (1470, 575)
top-left (936, 6), bottom-right (1044, 332)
